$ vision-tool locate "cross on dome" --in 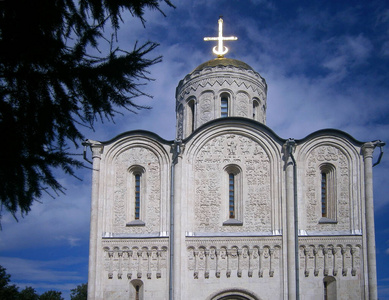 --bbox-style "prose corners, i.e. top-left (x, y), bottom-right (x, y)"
top-left (204, 17), bottom-right (238, 58)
